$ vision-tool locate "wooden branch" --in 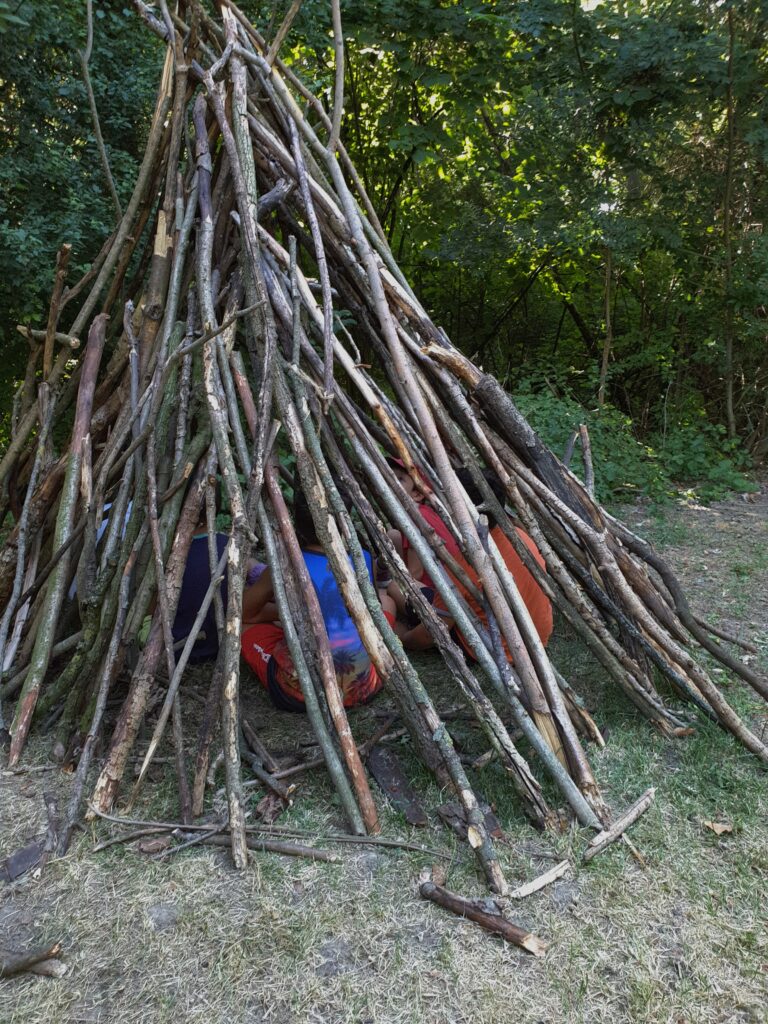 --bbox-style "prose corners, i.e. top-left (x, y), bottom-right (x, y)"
top-left (328, 0), bottom-right (344, 153)
top-left (8, 315), bottom-right (108, 766)
top-left (0, 942), bottom-right (63, 979)
top-left (578, 423), bottom-right (595, 497)
top-left (420, 883), bottom-right (547, 956)
top-left (200, 834), bottom-right (340, 863)
top-left (266, 0), bottom-right (303, 66)
top-left (239, 744), bottom-right (293, 803)
top-left (80, 0), bottom-right (122, 223)
top-left (241, 715), bottom-right (281, 773)
top-left (16, 325), bottom-right (80, 350)
top-left (508, 859), bottom-right (569, 899)
top-left (43, 245), bottom-right (72, 378)
top-left (583, 788), bottom-right (656, 862)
